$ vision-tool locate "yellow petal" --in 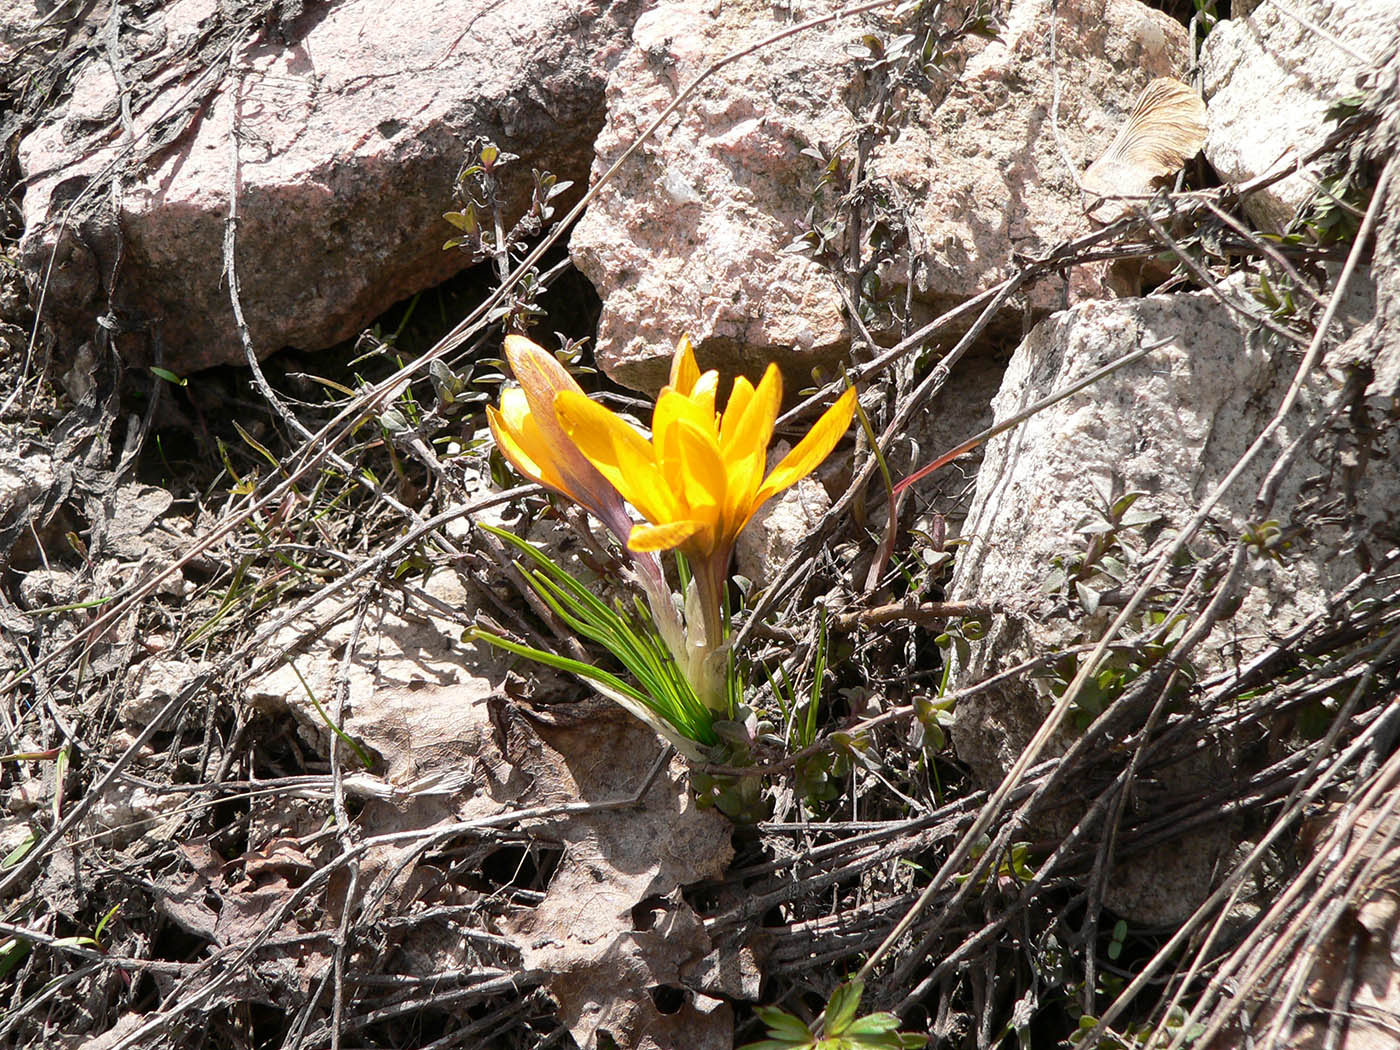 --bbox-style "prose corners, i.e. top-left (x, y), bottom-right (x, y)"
top-left (753, 386), bottom-right (857, 509)
top-left (496, 384), bottom-right (532, 428)
top-left (719, 364), bottom-right (780, 458)
top-left (669, 333), bottom-right (702, 396)
top-left (719, 376), bottom-right (753, 451)
top-left (489, 389), bottom-right (580, 491)
top-left (670, 417), bottom-right (726, 513)
top-left (653, 387), bottom-right (718, 455)
top-left (554, 389), bottom-right (677, 525)
top-left (717, 366), bottom-right (779, 535)
top-left (629, 519), bottom-right (703, 552)
top-left (691, 369), bottom-right (720, 424)
top-left (486, 399), bottom-right (547, 488)
top-left (722, 448), bottom-right (766, 546)
top-left (502, 336), bottom-right (591, 475)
